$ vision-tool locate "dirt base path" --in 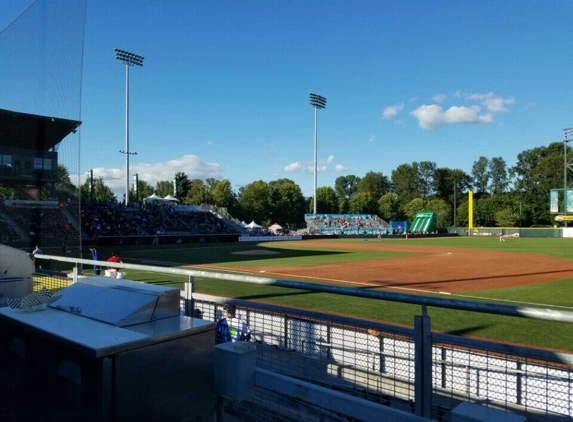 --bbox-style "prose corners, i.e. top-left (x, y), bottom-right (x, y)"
top-left (227, 242), bottom-right (573, 293)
